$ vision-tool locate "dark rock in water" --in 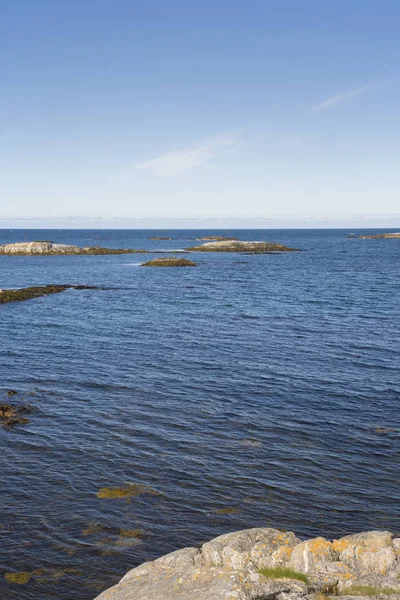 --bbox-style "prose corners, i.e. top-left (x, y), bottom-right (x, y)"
top-left (148, 237), bottom-right (174, 240)
top-left (0, 402), bottom-right (36, 427)
top-left (142, 257), bottom-right (197, 267)
top-left (3, 416), bottom-right (30, 428)
top-left (7, 389), bottom-right (18, 396)
top-left (186, 240), bottom-right (300, 253)
top-left (82, 522), bottom-right (148, 540)
top-left (0, 285), bottom-right (100, 304)
top-left (15, 404), bottom-right (36, 414)
top-left (196, 236), bottom-right (239, 241)
top-left (0, 404), bottom-right (15, 418)
top-left (0, 241), bottom-right (148, 255)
